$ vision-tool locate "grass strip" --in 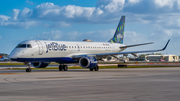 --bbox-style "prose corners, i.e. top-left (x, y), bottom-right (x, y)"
top-left (0, 63), bottom-right (24, 65)
top-left (0, 62), bottom-right (59, 66)
top-left (5, 65), bottom-right (180, 70)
